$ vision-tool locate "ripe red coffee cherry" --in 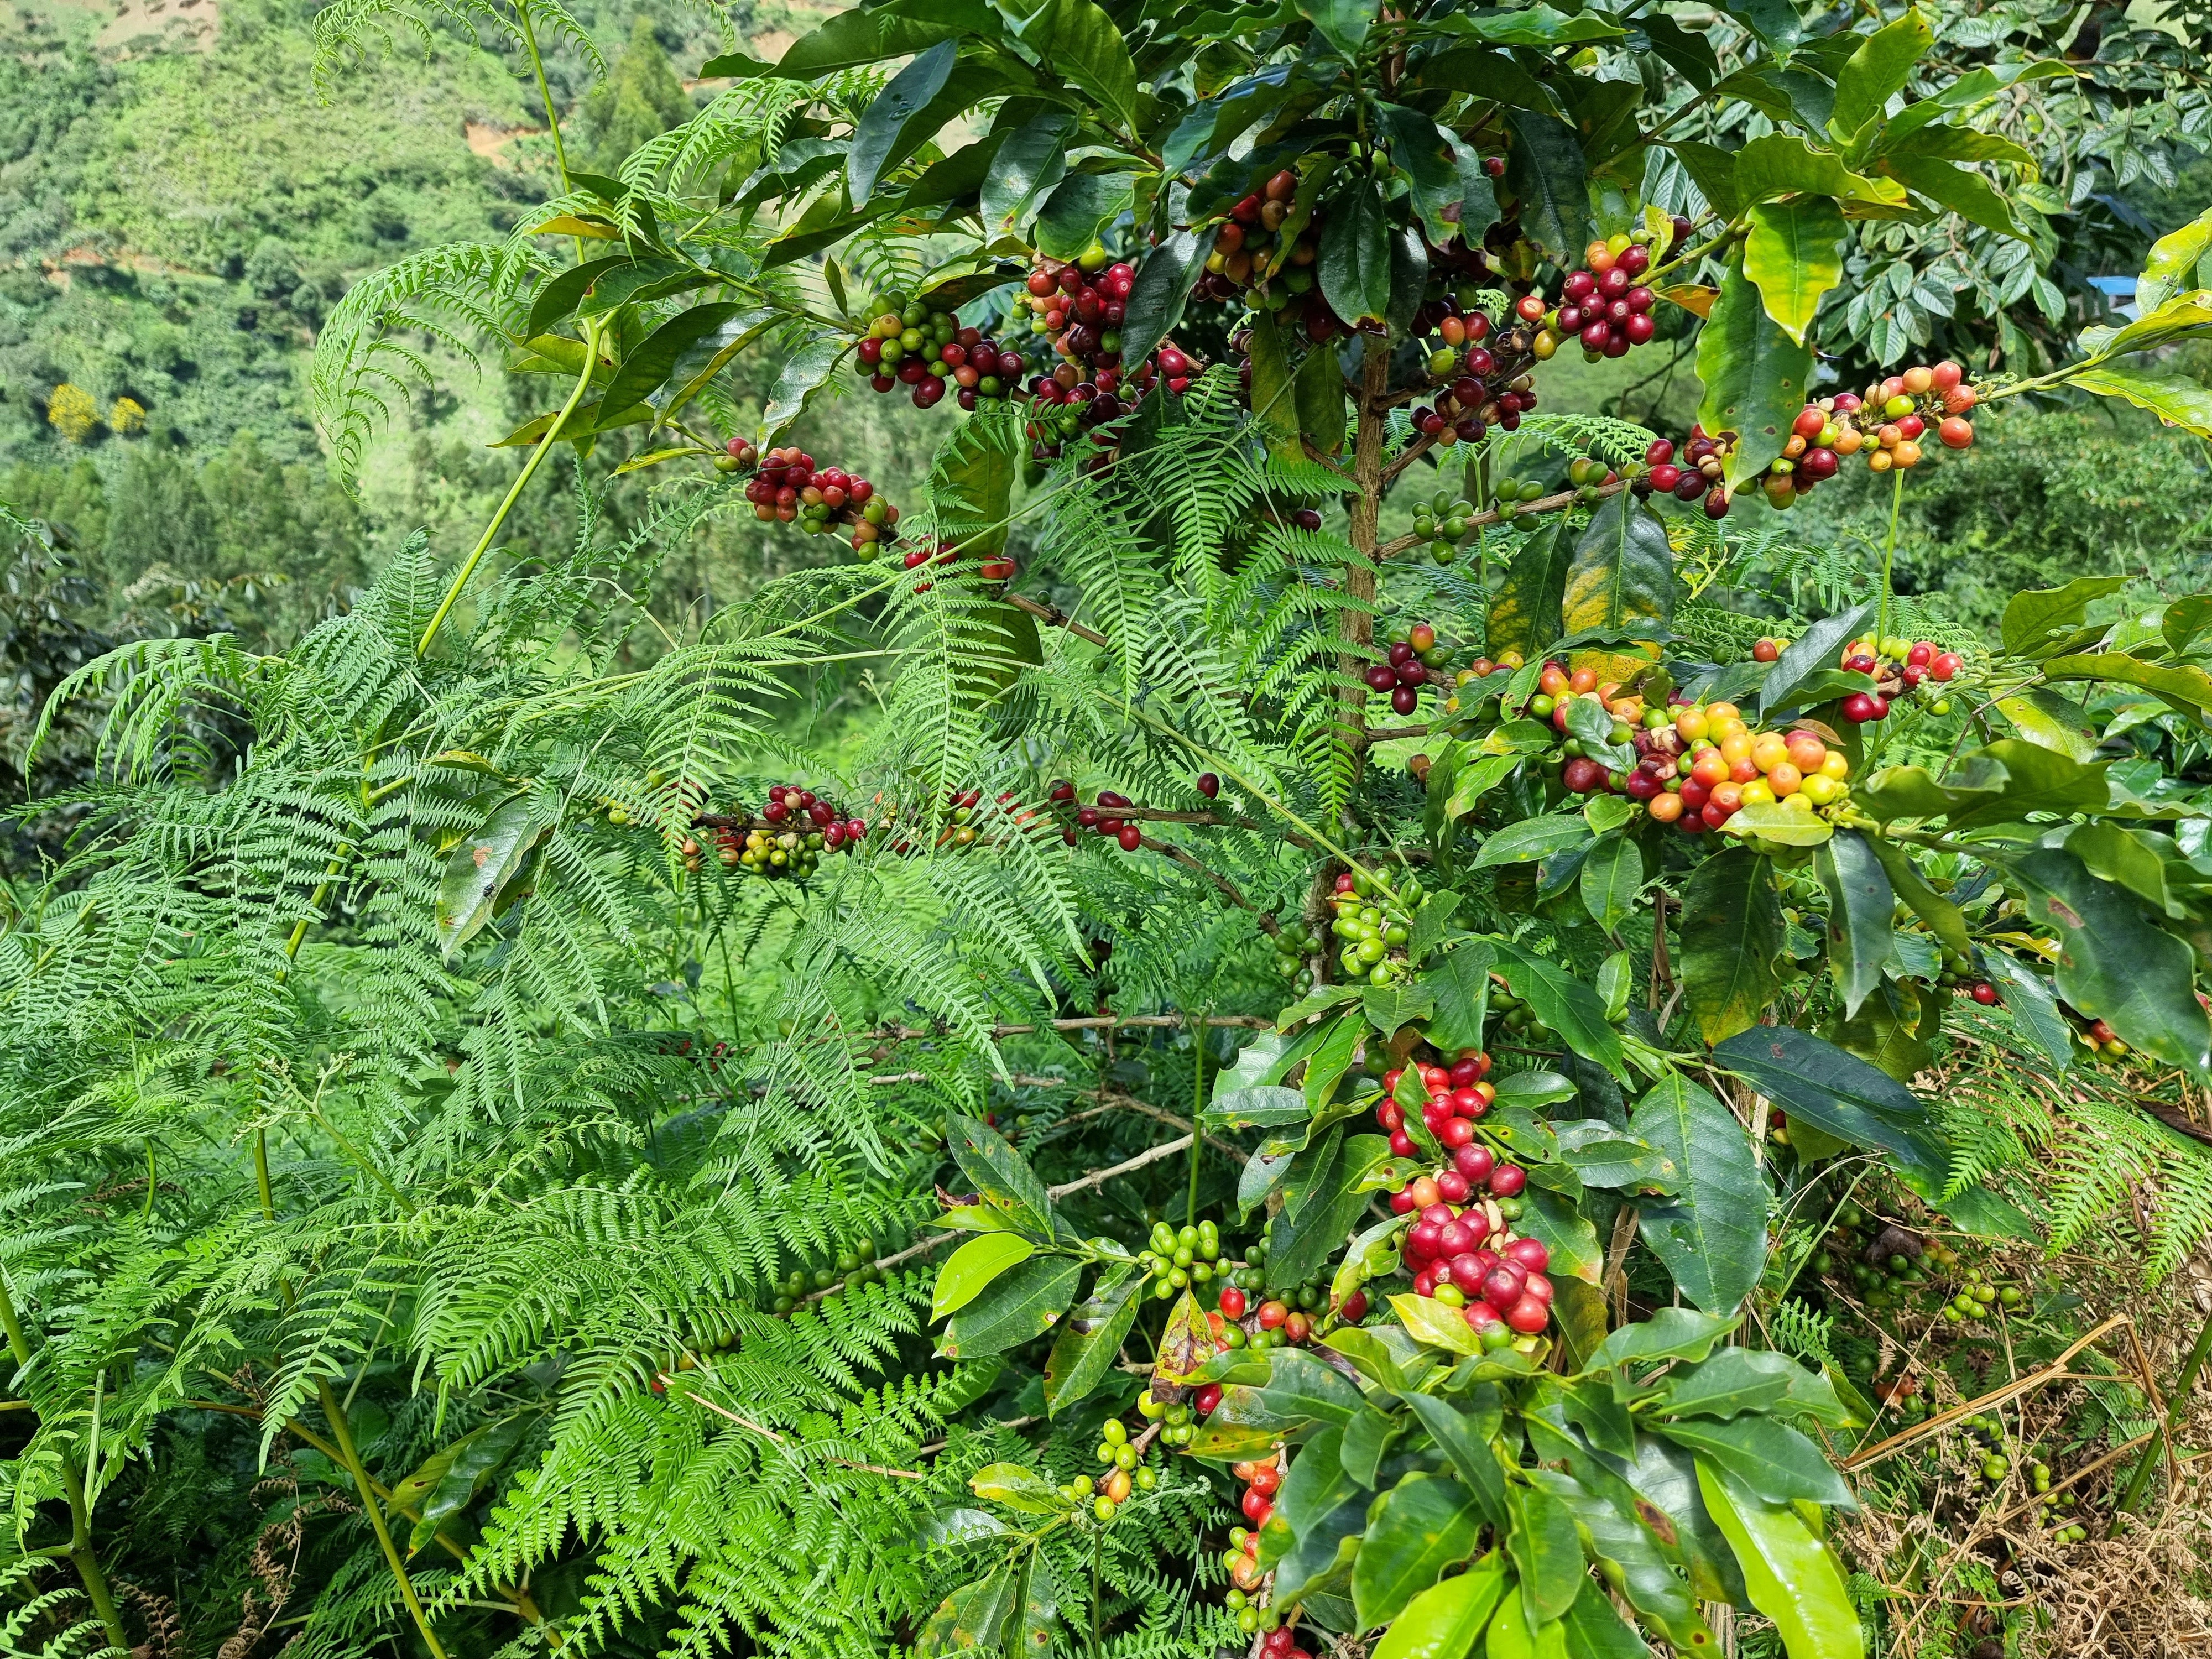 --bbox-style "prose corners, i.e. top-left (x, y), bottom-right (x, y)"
top-left (1970, 982), bottom-right (1999, 1005)
top-left (1454, 1144), bottom-right (1495, 1182)
top-left (1504, 1237), bottom-right (1550, 1274)
top-left (1219, 1285), bottom-right (1248, 1319)
top-left (1196, 772), bottom-right (1220, 798)
top-left (1489, 1162), bottom-right (1527, 1197)
top-left (1436, 1170), bottom-right (1471, 1203)
top-left (1505, 1294), bottom-right (1550, 1334)
top-left (1481, 1264), bottom-right (1525, 1306)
